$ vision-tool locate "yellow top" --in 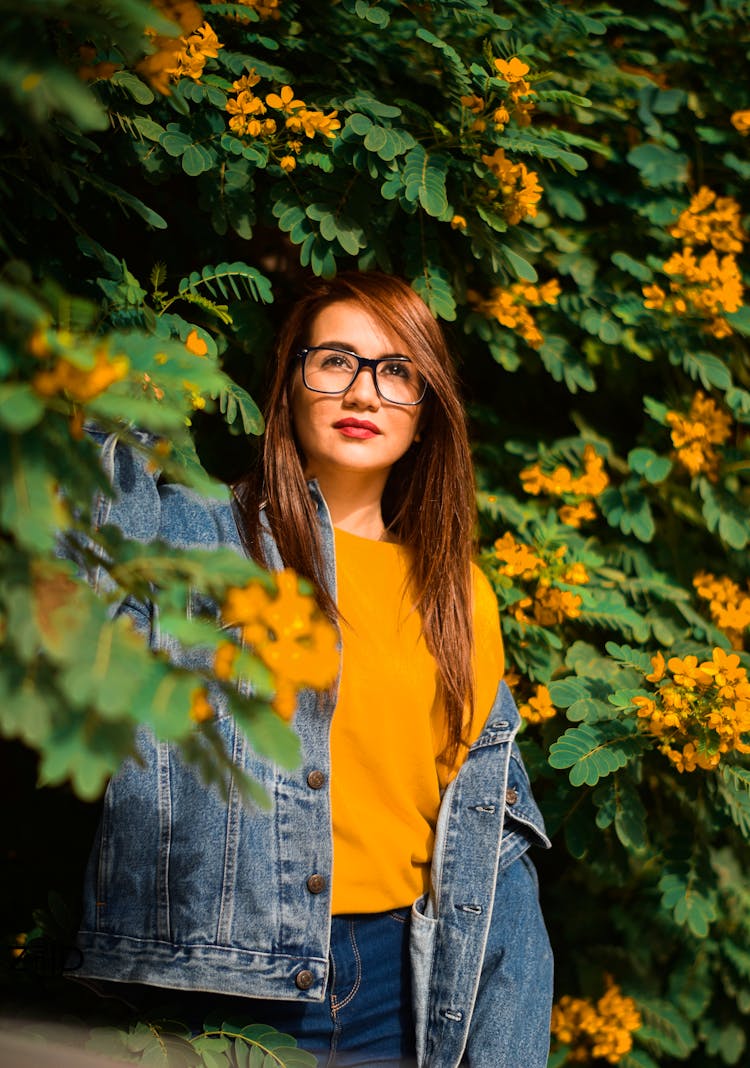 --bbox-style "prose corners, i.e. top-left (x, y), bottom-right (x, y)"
top-left (330, 527), bottom-right (504, 914)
